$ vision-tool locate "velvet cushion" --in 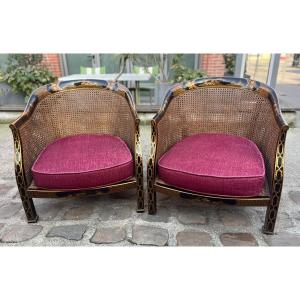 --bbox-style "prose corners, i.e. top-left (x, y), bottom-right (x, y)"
top-left (32, 134), bottom-right (134, 189)
top-left (158, 133), bottom-right (265, 197)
